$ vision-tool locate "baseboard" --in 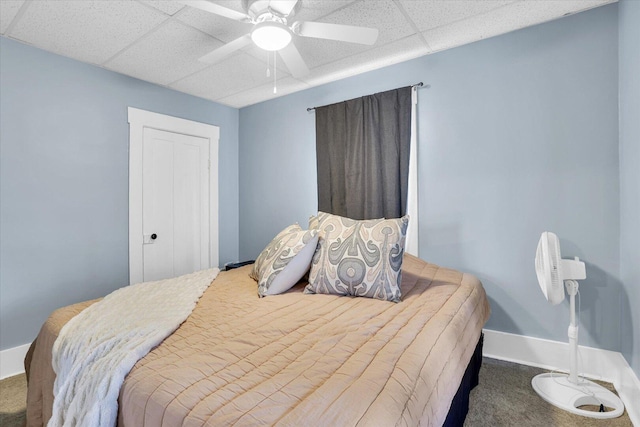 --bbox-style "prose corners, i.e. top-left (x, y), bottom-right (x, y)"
top-left (483, 329), bottom-right (640, 426)
top-left (0, 343), bottom-right (31, 379)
